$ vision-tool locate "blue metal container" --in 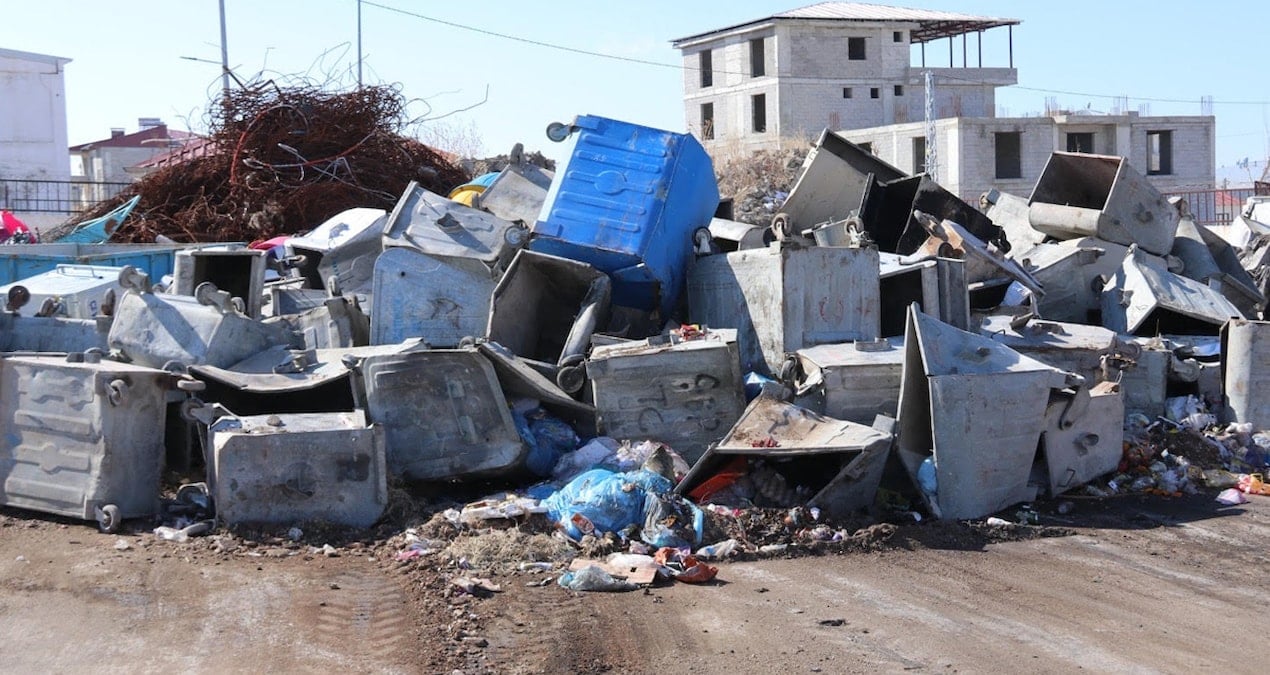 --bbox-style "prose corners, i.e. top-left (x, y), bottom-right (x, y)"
top-left (530, 115), bottom-right (719, 316)
top-left (0, 243), bottom-right (224, 286)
